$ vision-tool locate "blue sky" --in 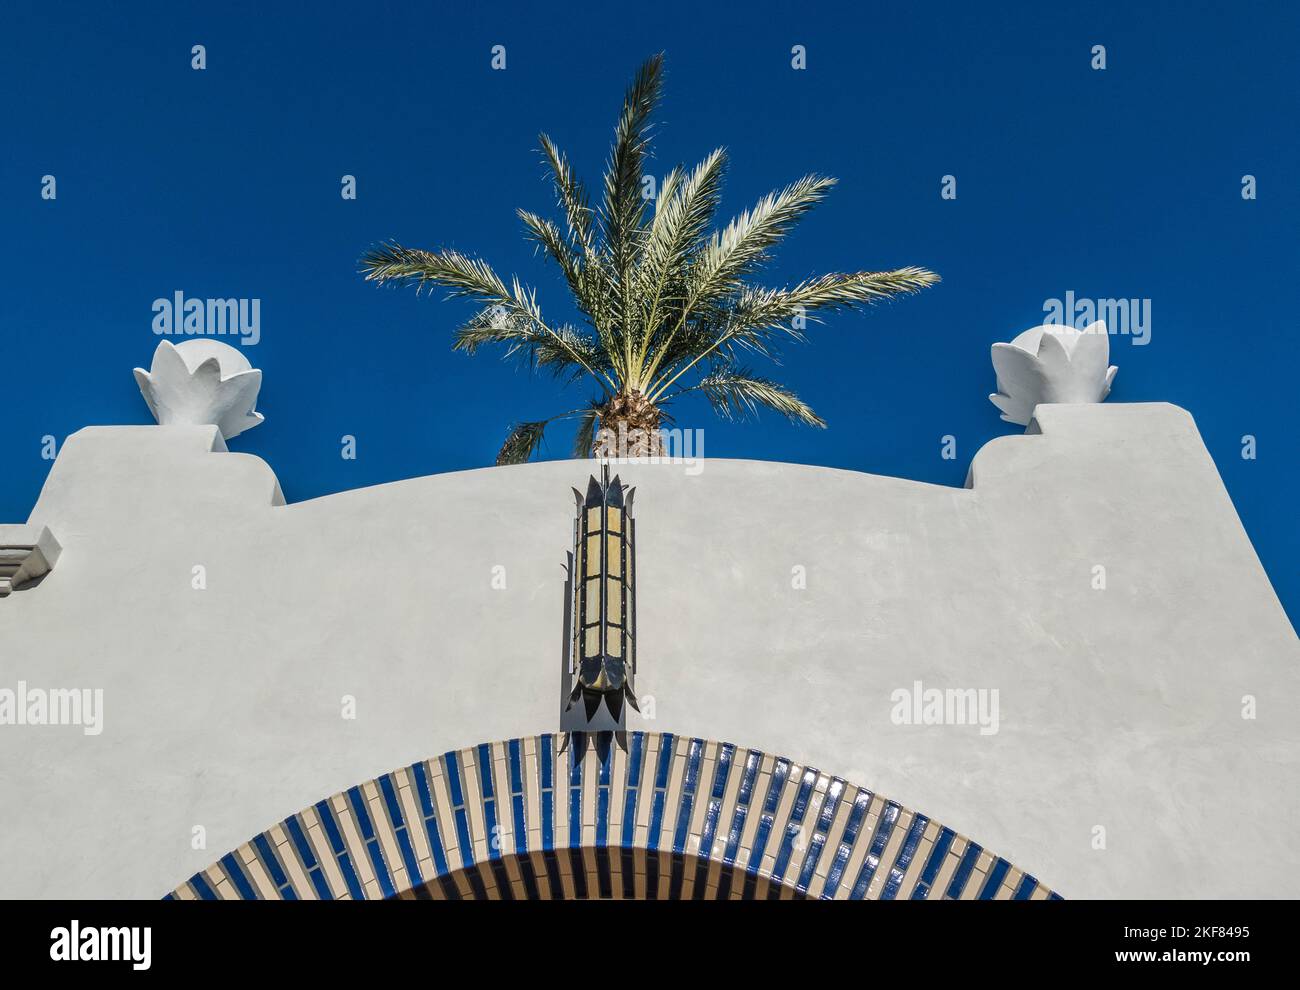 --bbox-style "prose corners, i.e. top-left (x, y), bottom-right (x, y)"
top-left (2, 1), bottom-right (1296, 625)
